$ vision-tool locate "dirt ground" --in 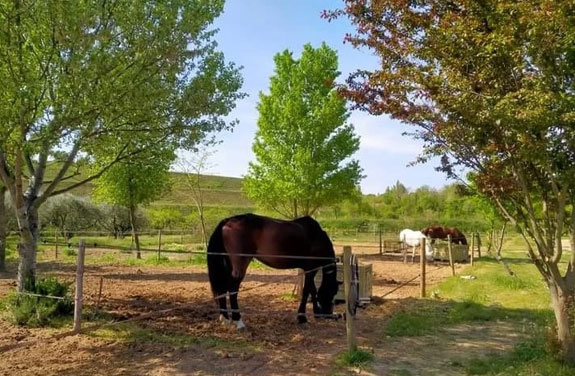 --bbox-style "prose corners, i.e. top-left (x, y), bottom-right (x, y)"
top-left (0, 249), bottom-right (522, 376)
